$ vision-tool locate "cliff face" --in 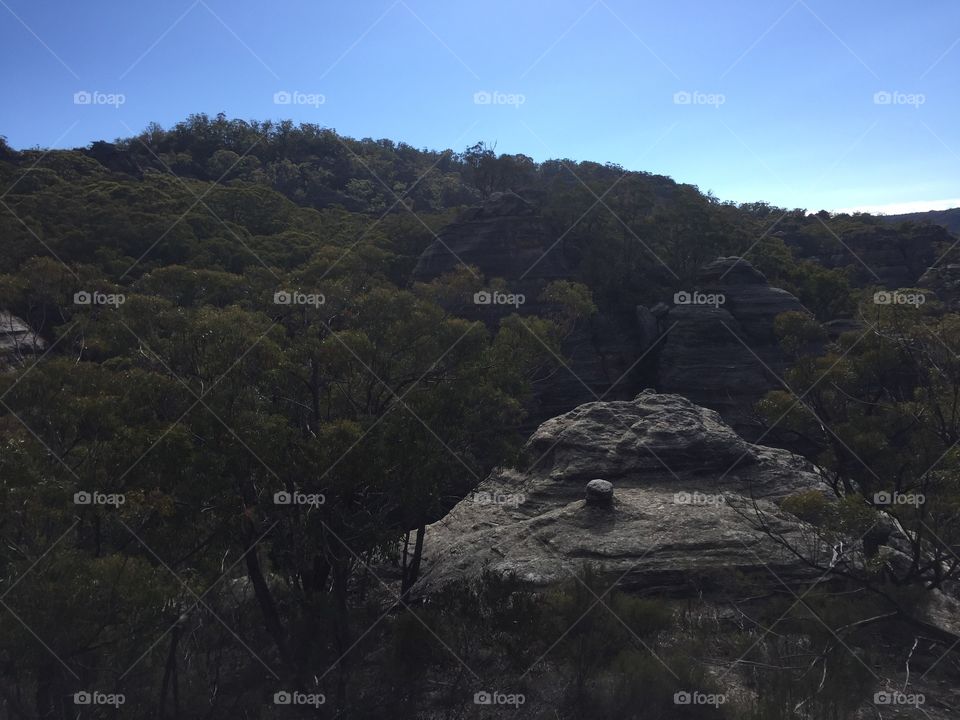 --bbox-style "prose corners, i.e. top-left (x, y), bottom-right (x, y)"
top-left (412, 192), bottom-right (647, 423)
top-left (657, 257), bottom-right (811, 437)
top-left (412, 194), bottom-right (813, 438)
